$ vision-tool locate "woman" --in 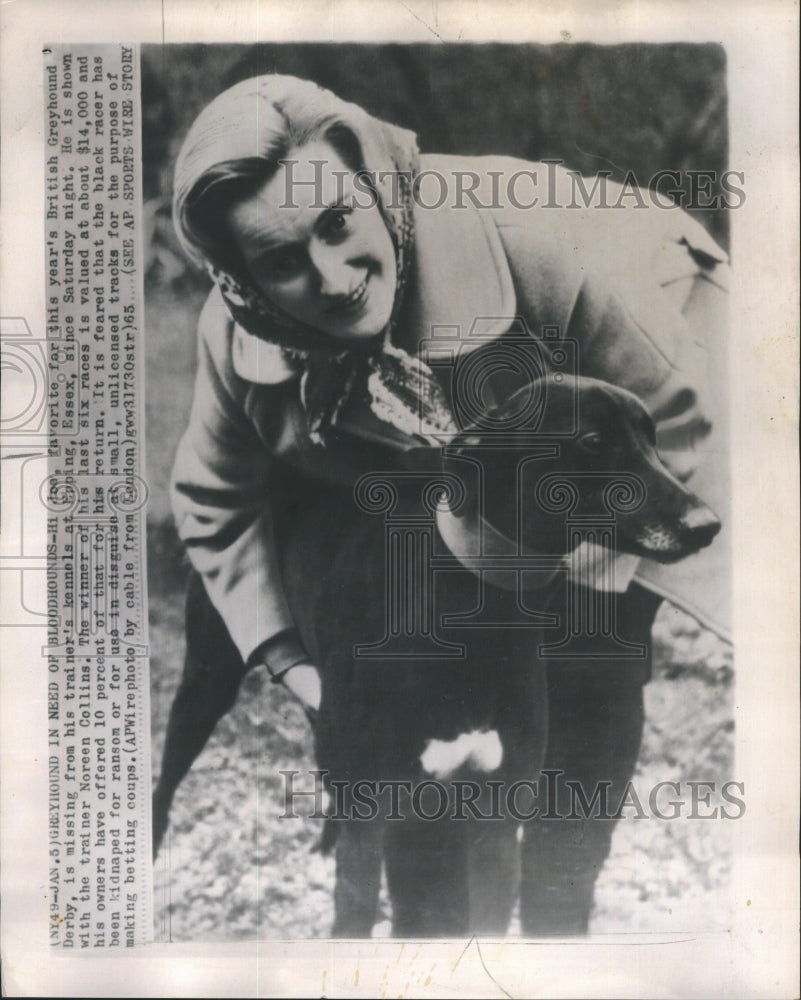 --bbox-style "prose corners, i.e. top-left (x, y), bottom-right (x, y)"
top-left (157, 74), bottom-right (729, 934)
